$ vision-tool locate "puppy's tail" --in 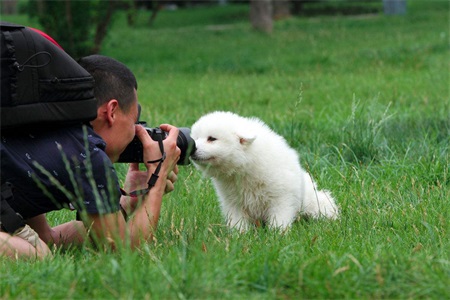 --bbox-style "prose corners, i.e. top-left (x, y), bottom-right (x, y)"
top-left (303, 184), bottom-right (339, 220)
